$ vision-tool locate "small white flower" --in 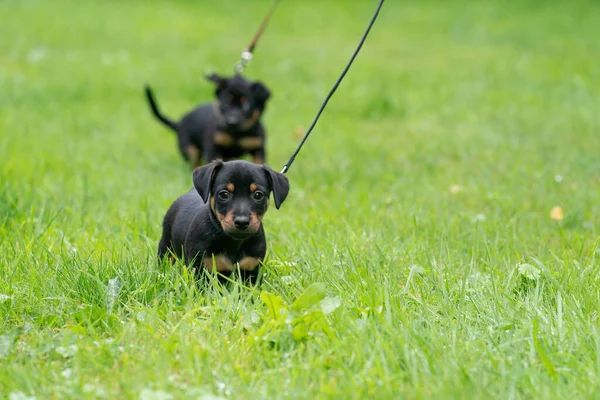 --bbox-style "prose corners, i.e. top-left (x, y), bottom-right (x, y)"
top-left (554, 174), bottom-right (564, 183)
top-left (449, 184), bottom-right (462, 194)
top-left (0, 293), bottom-right (13, 303)
top-left (83, 383), bottom-right (107, 397)
top-left (56, 345), bottom-right (78, 358)
top-left (139, 389), bottom-right (173, 400)
top-left (27, 48), bottom-right (46, 63)
top-left (9, 392), bottom-right (36, 400)
top-left (61, 368), bottom-right (73, 379)
top-left (136, 311), bottom-right (147, 322)
top-left (320, 297), bottom-right (341, 314)
top-left (472, 213), bottom-right (486, 222)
